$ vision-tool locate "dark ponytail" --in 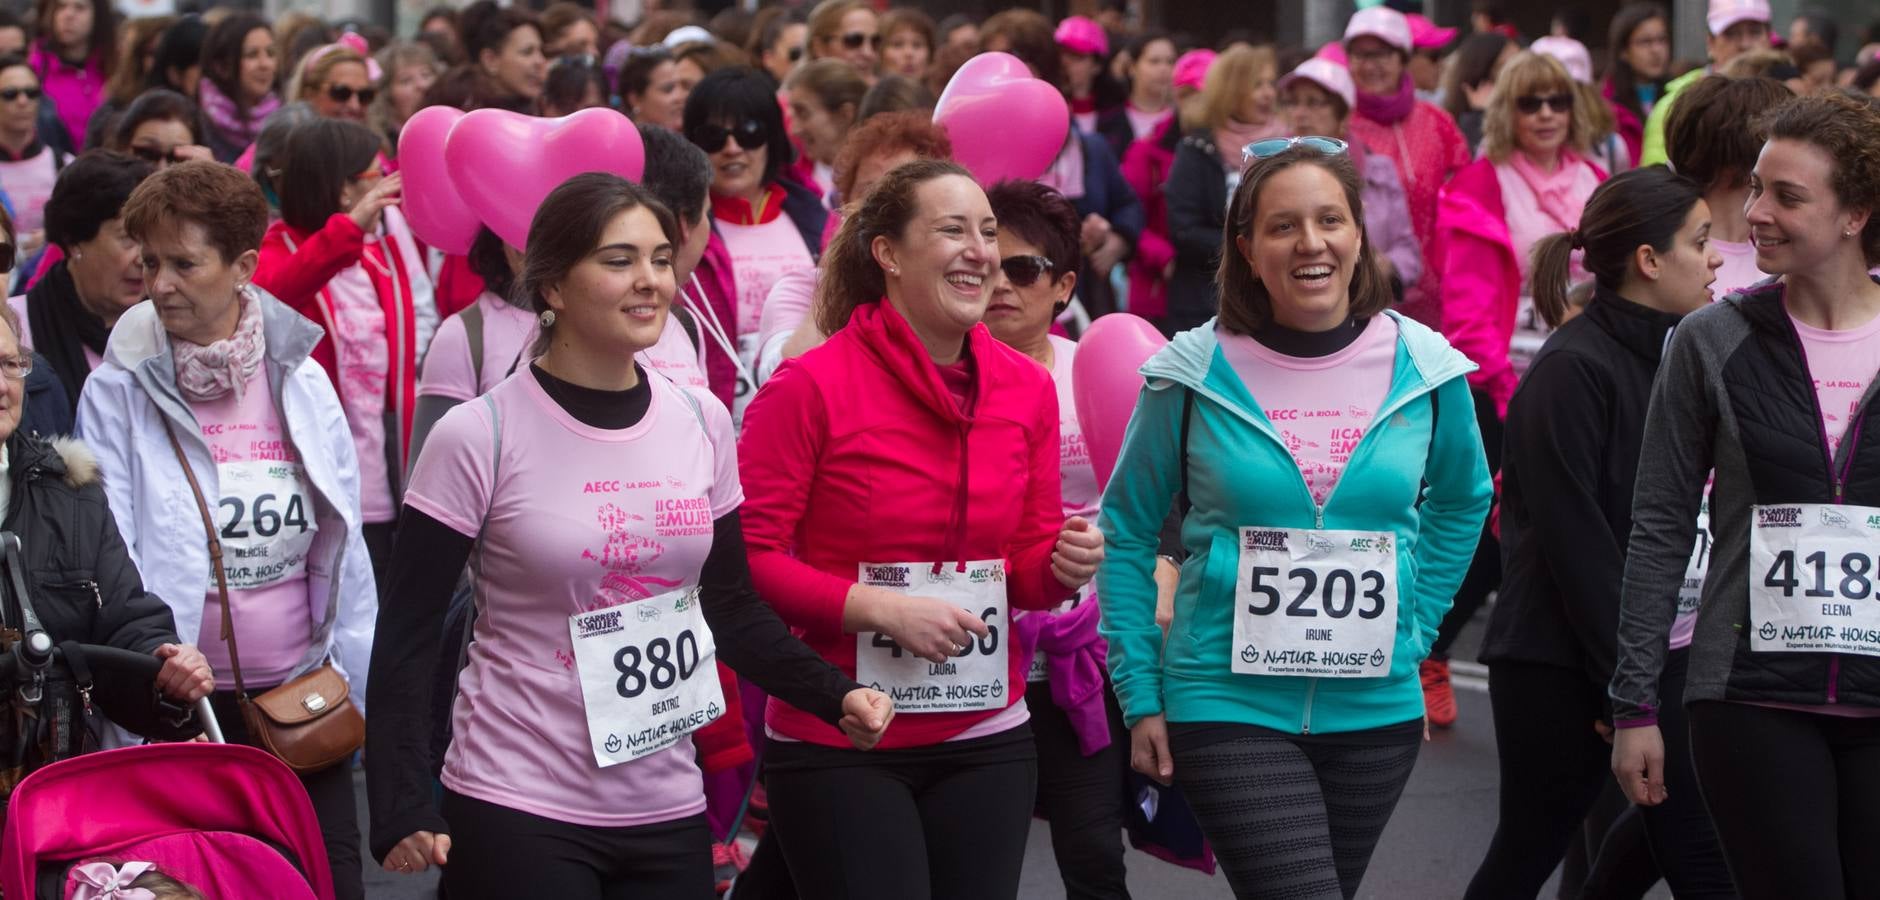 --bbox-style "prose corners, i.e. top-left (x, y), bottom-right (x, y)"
top-left (1529, 166), bottom-right (1703, 329)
